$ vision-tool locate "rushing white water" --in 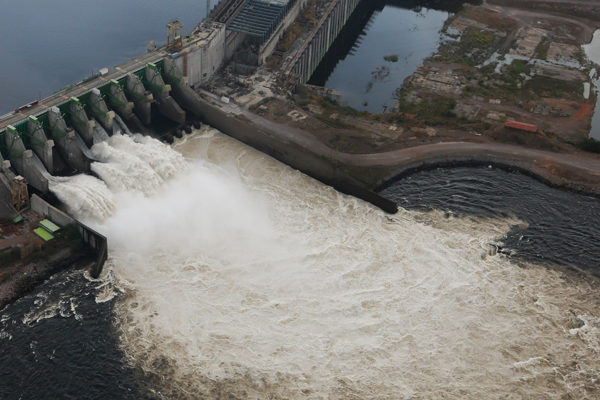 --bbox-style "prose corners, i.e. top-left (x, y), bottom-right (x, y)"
top-left (584, 29), bottom-right (600, 66)
top-left (51, 129), bottom-right (600, 399)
